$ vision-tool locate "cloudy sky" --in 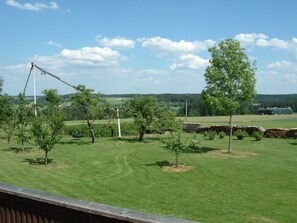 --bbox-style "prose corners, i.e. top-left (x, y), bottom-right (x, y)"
top-left (1, 0), bottom-right (297, 95)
